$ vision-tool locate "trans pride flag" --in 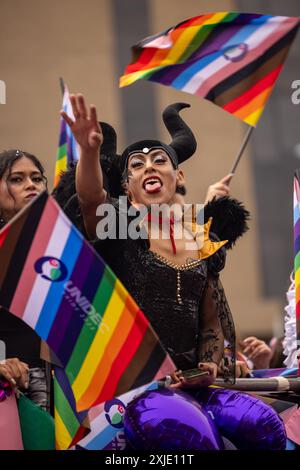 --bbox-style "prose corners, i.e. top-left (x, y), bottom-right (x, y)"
top-left (0, 193), bottom-right (175, 412)
top-left (54, 83), bottom-right (79, 187)
top-left (120, 12), bottom-right (299, 126)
